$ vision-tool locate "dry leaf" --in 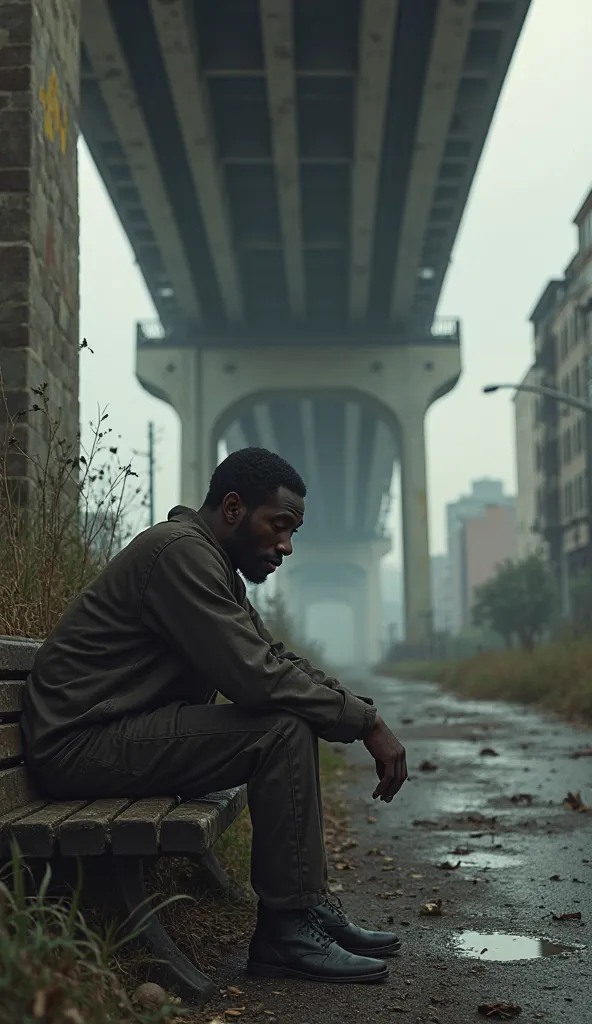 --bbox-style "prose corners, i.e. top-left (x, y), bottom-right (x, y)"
top-left (328, 882), bottom-right (344, 893)
top-left (564, 791), bottom-right (589, 812)
top-left (551, 911), bottom-right (582, 921)
top-left (420, 899), bottom-right (442, 917)
top-left (438, 861), bottom-right (461, 871)
top-left (510, 793), bottom-right (533, 805)
top-left (480, 748), bottom-right (499, 757)
top-left (367, 816), bottom-right (377, 823)
top-left (227, 987), bottom-right (244, 996)
top-left (452, 846), bottom-right (472, 856)
top-left (410, 873), bottom-right (424, 879)
top-left (419, 760), bottom-right (439, 772)
top-left (478, 1002), bottom-right (521, 1019)
top-left (225, 1010), bottom-right (245, 1018)
top-left (570, 748), bottom-right (592, 758)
